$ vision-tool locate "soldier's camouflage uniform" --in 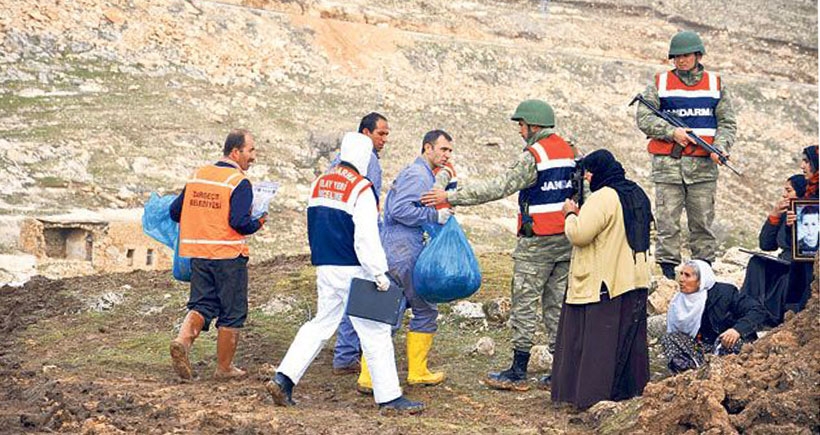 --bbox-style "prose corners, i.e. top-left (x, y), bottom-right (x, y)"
top-left (446, 128), bottom-right (571, 352)
top-left (636, 65), bottom-right (737, 265)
